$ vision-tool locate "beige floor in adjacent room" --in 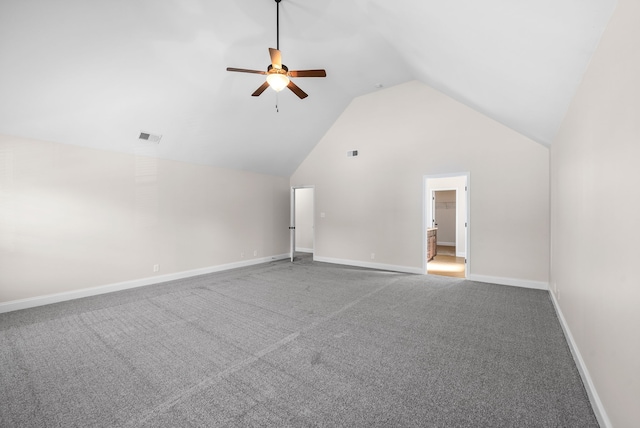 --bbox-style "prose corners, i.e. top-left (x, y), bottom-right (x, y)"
top-left (427, 245), bottom-right (466, 278)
